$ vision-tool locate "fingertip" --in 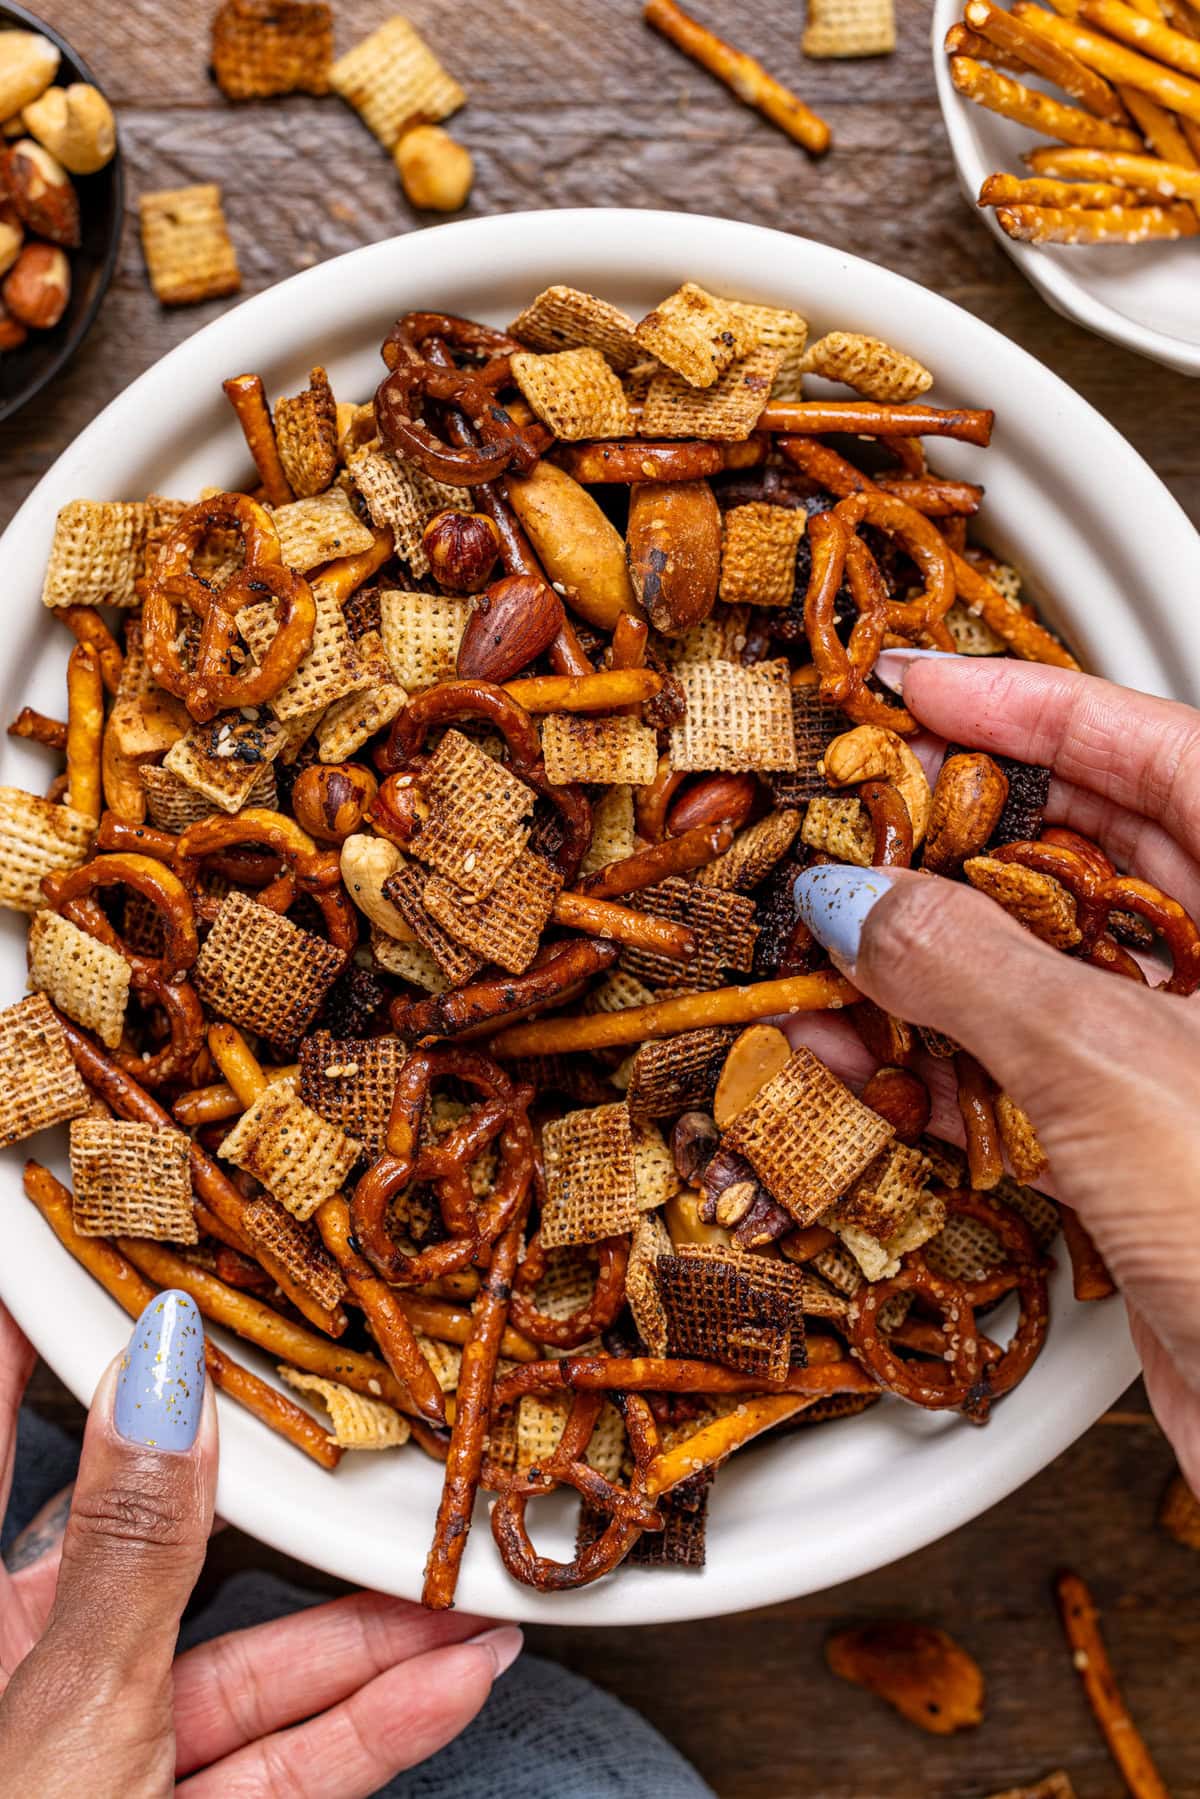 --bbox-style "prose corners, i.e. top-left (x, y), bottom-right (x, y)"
top-left (465, 1624), bottom-right (523, 1681)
